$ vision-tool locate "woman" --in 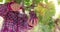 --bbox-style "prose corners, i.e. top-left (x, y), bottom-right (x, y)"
top-left (0, 1), bottom-right (20, 32)
top-left (0, 0), bottom-right (38, 32)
